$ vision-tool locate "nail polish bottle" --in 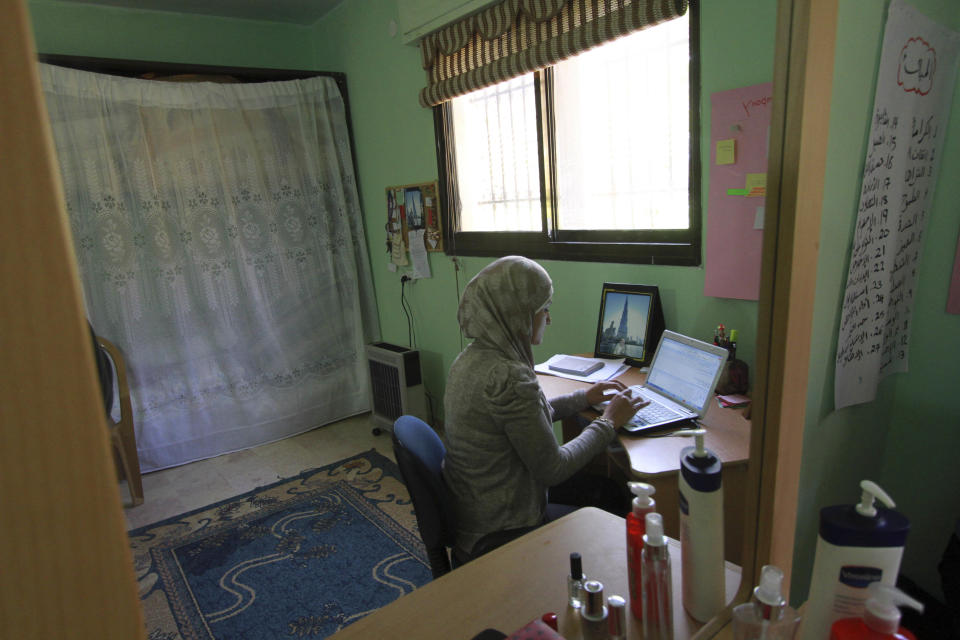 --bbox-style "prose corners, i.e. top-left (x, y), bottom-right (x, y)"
top-left (580, 580), bottom-right (609, 640)
top-left (568, 552), bottom-right (586, 609)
